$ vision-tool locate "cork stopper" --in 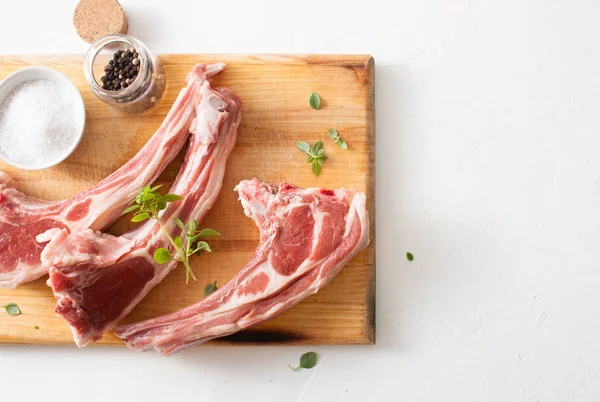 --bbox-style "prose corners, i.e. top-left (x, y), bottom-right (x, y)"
top-left (73, 0), bottom-right (128, 43)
